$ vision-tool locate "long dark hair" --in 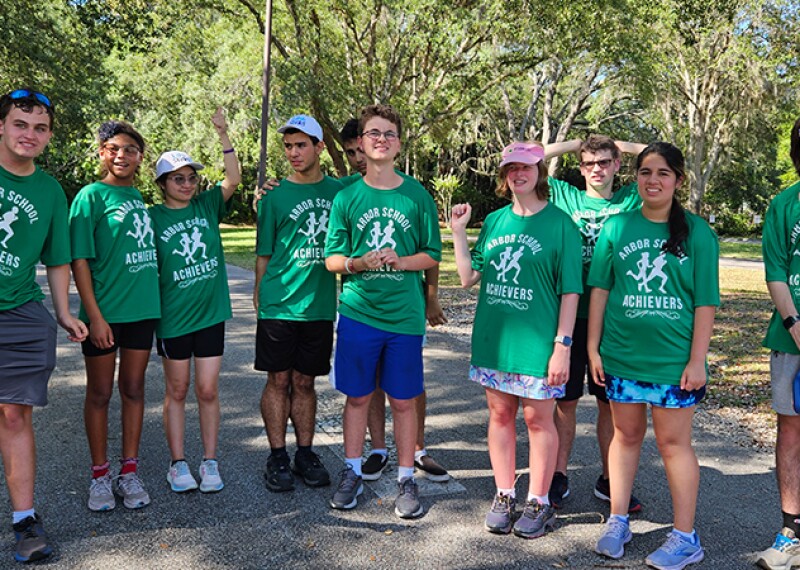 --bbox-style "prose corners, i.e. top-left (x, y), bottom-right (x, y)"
top-left (637, 142), bottom-right (688, 257)
top-left (791, 117), bottom-right (800, 178)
